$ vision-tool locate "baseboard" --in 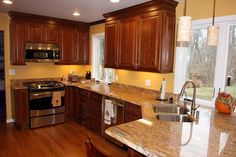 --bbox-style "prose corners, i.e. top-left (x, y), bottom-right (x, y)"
top-left (6, 118), bottom-right (15, 123)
